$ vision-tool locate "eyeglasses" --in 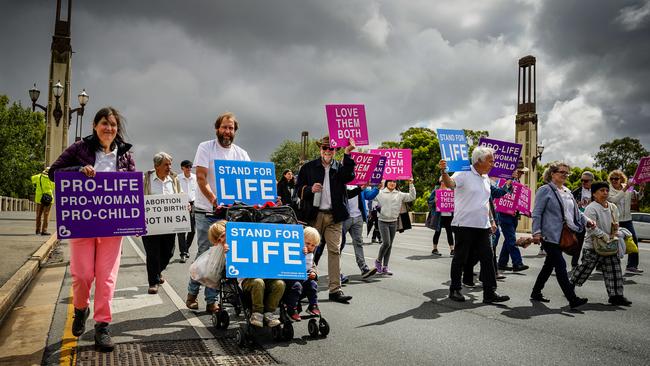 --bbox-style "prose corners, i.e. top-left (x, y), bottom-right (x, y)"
top-left (610, 177), bottom-right (620, 181)
top-left (321, 146), bottom-right (335, 151)
top-left (555, 170), bottom-right (570, 176)
top-left (581, 179), bottom-right (591, 183)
